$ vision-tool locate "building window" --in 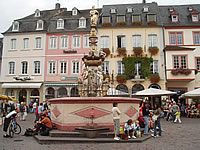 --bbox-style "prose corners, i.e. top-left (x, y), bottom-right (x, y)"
top-left (117, 61), bottom-right (125, 75)
top-left (135, 63), bottom-right (141, 74)
top-left (102, 16), bottom-right (110, 23)
top-left (12, 21), bottom-right (19, 31)
top-left (117, 36), bottom-right (126, 48)
top-left (173, 56), bottom-right (187, 69)
top-left (72, 61), bottom-right (79, 74)
top-left (60, 36), bottom-right (68, 49)
top-left (34, 61), bottom-right (40, 74)
top-left (150, 60), bottom-right (159, 74)
top-left (132, 15), bottom-right (141, 22)
top-left (110, 8), bottom-right (116, 14)
top-left (35, 9), bottom-right (40, 17)
top-left (193, 32), bottom-right (200, 45)
top-left (60, 61), bottom-right (68, 74)
top-left (79, 18), bottom-right (86, 28)
top-left (127, 8), bottom-right (133, 13)
top-left (147, 14), bottom-right (156, 22)
top-left (100, 36), bottom-right (109, 48)
top-left (192, 15), bottom-right (198, 22)
top-left (169, 32), bottom-right (183, 45)
top-left (143, 6), bottom-right (149, 12)
top-left (21, 61), bottom-right (28, 74)
top-left (57, 19), bottom-right (64, 29)
top-left (171, 15), bottom-right (178, 22)
top-left (117, 16), bottom-right (125, 22)
top-left (102, 61), bottom-right (109, 74)
top-left (72, 8), bottom-right (77, 15)
top-left (49, 37), bottom-right (57, 49)
top-left (148, 34), bottom-right (157, 47)
top-left (8, 62), bottom-right (15, 75)
top-left (48, 61), bottom-right (56, 74)
top-left (196, 57), bottom-right (200, 70)
top-left (72, 36), bottom-right (81, 48)
top-left (35, 37), bottom-right (42, 49)
top-left (10, 39), bottom-right (17, 50)
top-left (36, 20), bottom-right (43, 30)
top-left (83, 35), bottom-right (89, 48)
top-left (132, 35), bottom-right (142, 47)
top-left (23, 38), bottom-right (29, 49)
